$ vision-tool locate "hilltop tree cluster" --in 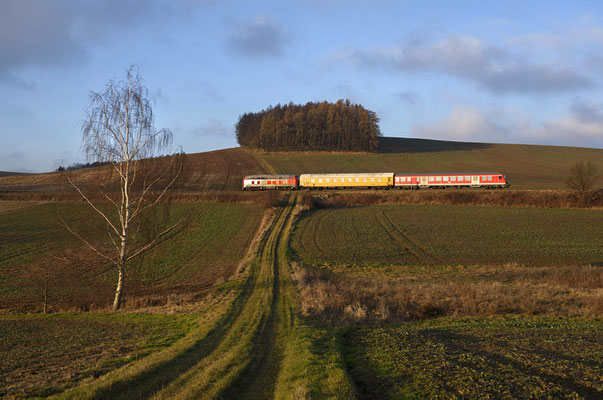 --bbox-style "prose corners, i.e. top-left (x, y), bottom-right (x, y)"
top-left (236, 99), bottom-right (381, 152)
